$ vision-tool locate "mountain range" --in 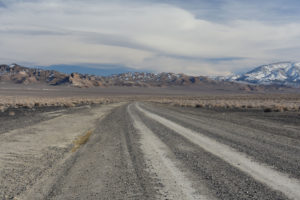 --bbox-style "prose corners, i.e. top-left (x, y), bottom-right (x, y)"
top-left (219, 62), bottom-right (300, 87)
top-left (0, 62), bottom-right (299, 91)
top-left (0, 63), bottom-right (275, 92)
